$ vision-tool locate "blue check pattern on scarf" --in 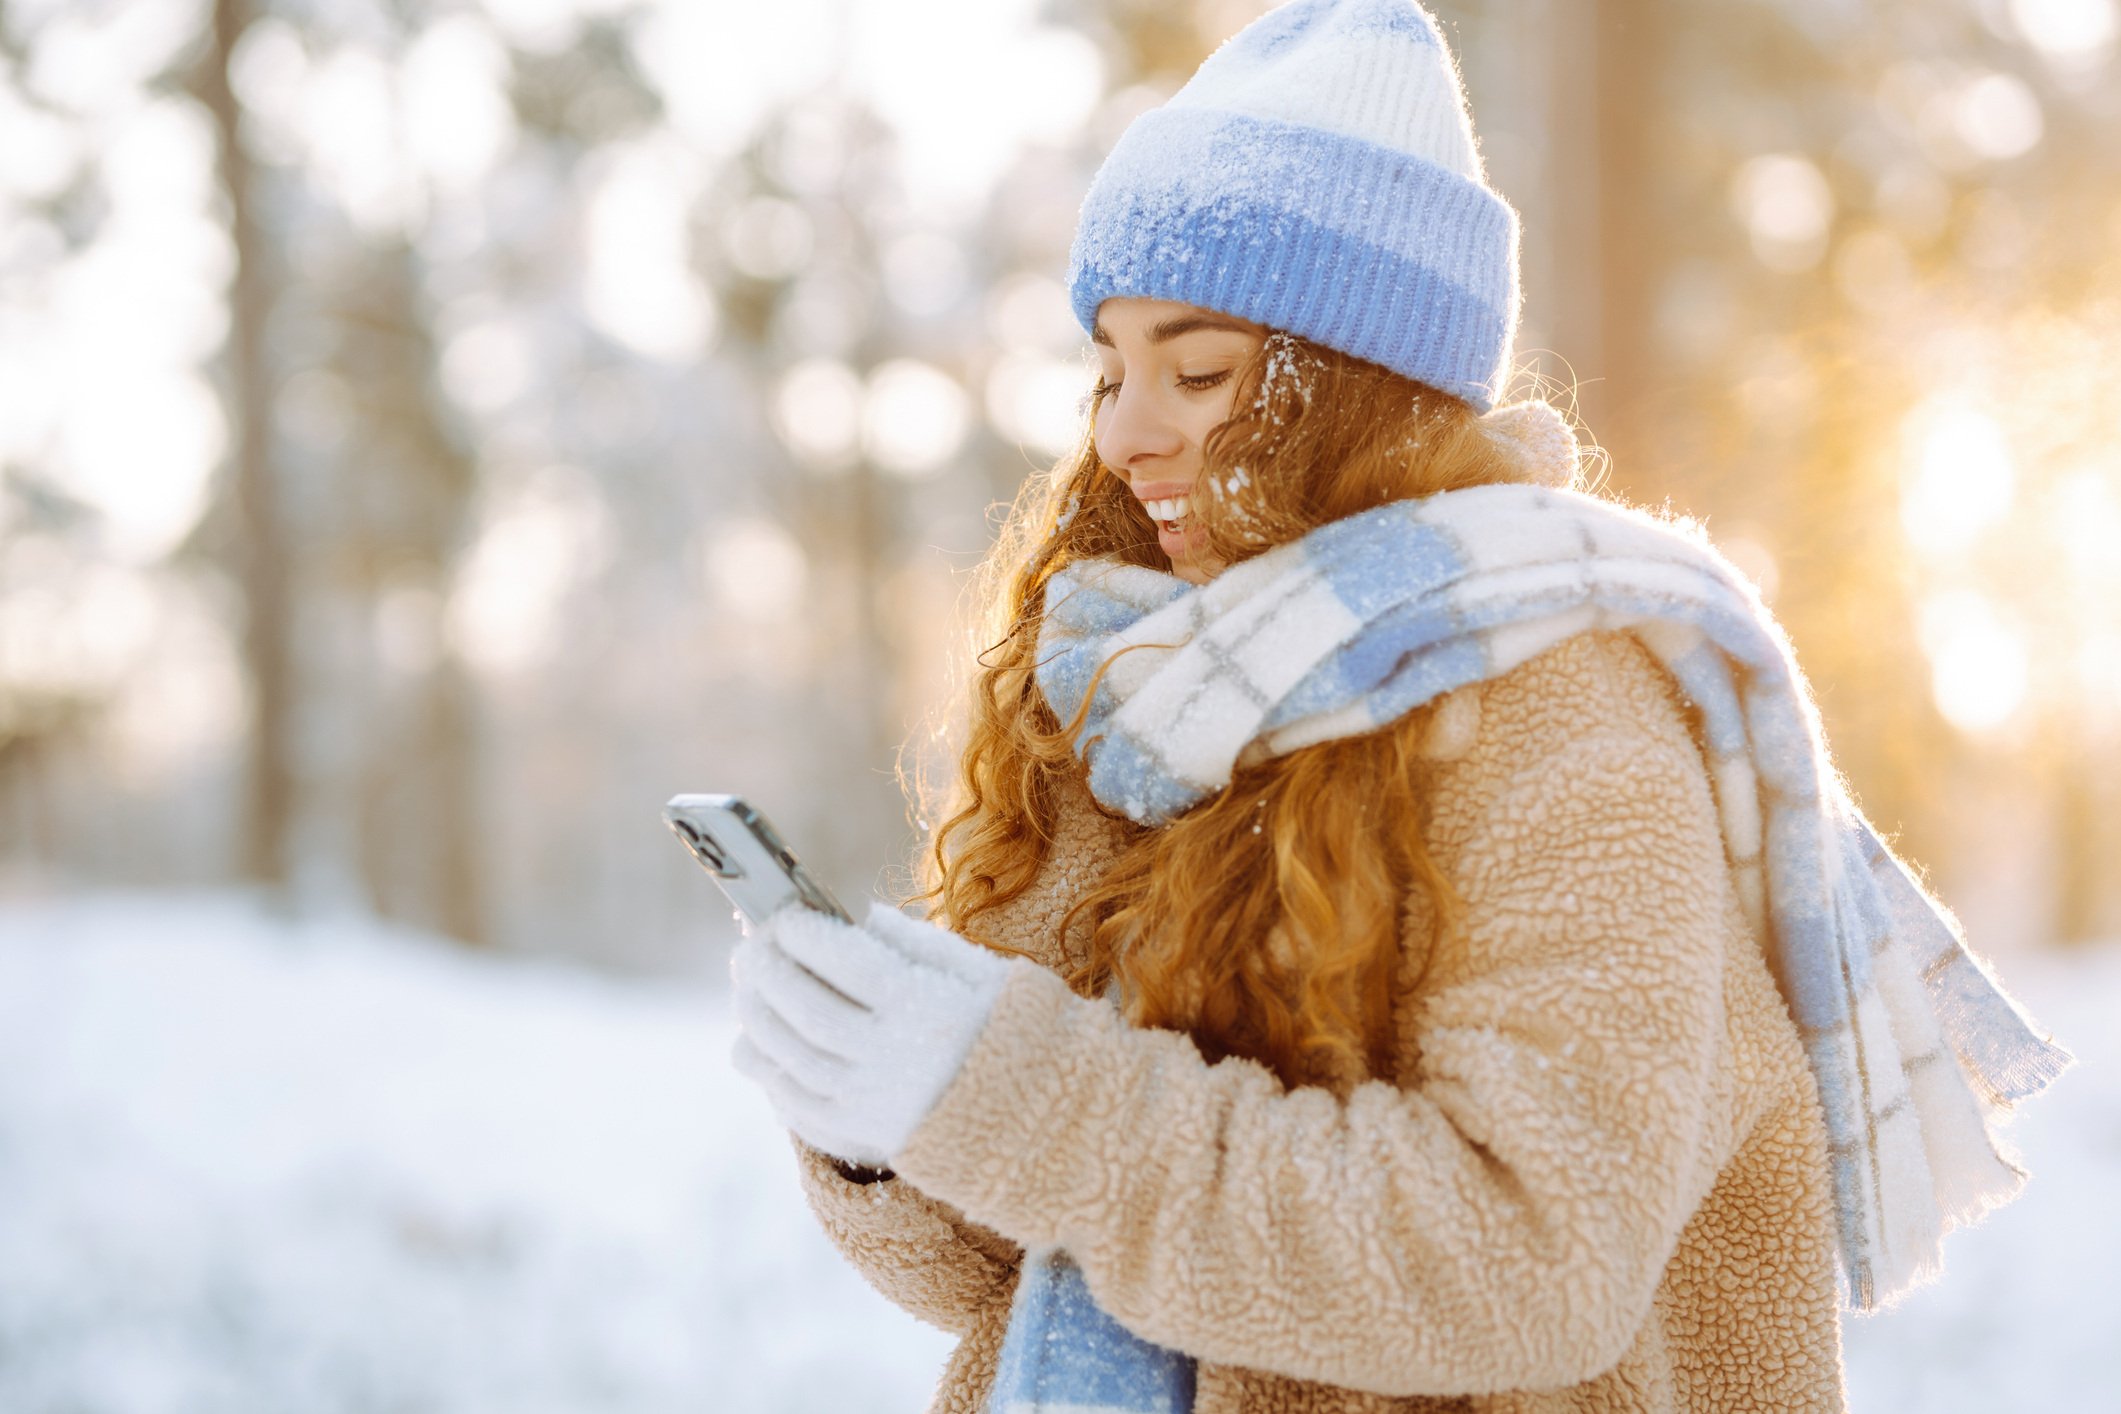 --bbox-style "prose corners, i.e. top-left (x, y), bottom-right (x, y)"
top-left (987, 483), bottom-right (2070, 1414)
top-left (989, 1250), bottom-right (1195, 1414)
